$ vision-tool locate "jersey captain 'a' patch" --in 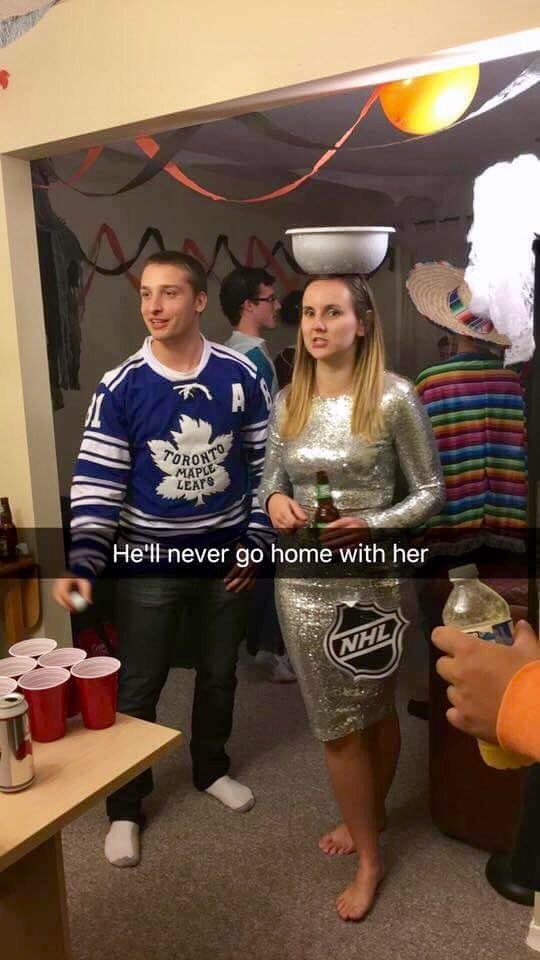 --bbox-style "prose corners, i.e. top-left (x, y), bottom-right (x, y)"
top-left (148, 415), bottom-right (233, 506)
